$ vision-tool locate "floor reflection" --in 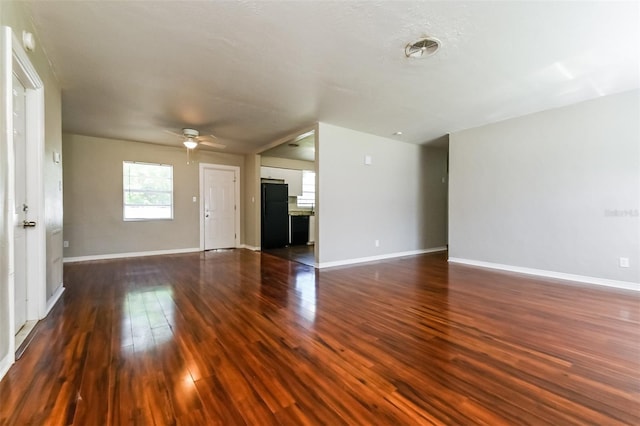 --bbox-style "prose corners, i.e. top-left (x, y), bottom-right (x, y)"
top-left (263, 244), bottom-right (315, 266)
top-left (258, 257), bottom-right (318, 324)
top-left (123, 286), bottom-right (175, 353)
top-left (294, 268), bottom-right (317, 322)
top-left (259, 260), bottom-right (290, 310)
